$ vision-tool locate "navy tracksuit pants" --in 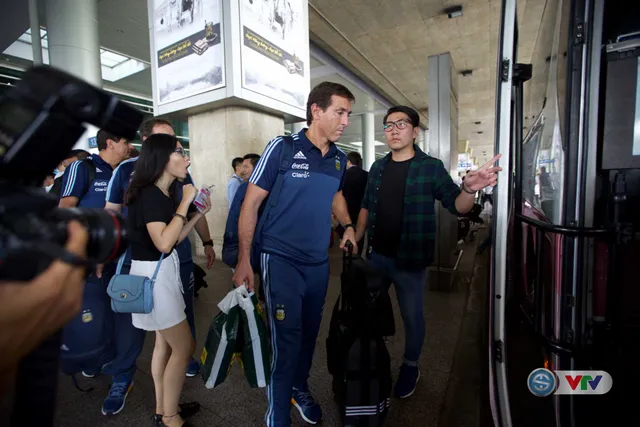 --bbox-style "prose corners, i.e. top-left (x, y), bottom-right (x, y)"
top-left (261, 252), bottom-right (330, 427)
top-left (180, 260), bottom-right (197, 341)
top-left (101, 249), bottom-right (145, 382)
